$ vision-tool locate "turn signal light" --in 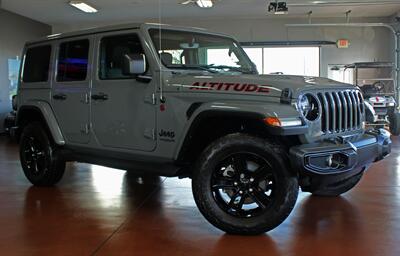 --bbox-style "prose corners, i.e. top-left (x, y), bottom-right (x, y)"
top-left (264, 117), bottom-right (281, 127)
top-left (264, 117), bottom-right (303, 127)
